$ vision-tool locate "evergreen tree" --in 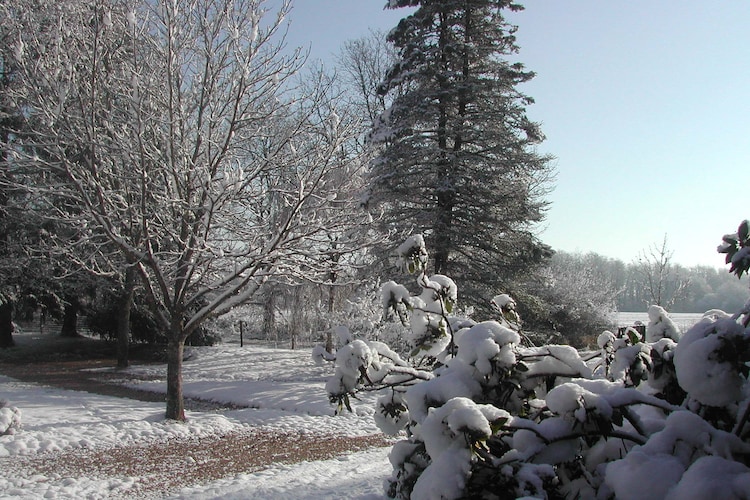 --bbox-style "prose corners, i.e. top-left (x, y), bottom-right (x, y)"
top-left (370, 0), bottom-right (553, 309)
